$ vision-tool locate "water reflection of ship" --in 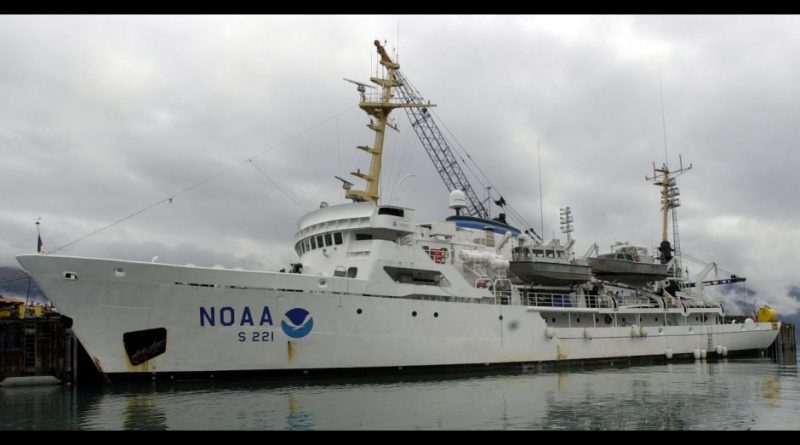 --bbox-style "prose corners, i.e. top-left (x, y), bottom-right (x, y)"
top-left (0, 385), bottom-right (77, 430)
top-left (286, 393), bottom-right (313, 430)
top-left (122, 393), bottom-right (167, 430)
top-left (68, 360), bottom-right (787, 429)
top-left (533, 363), bottom-right (754, 430)
top-left (760, 375), bottom-right (781, 408)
